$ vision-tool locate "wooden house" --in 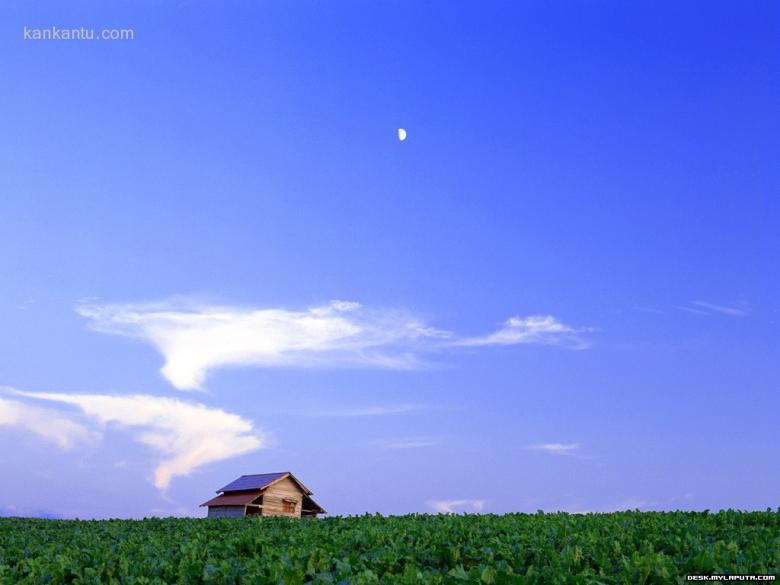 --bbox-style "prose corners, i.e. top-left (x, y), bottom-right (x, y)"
top-left (200, 471), bottom-right (326, 518)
